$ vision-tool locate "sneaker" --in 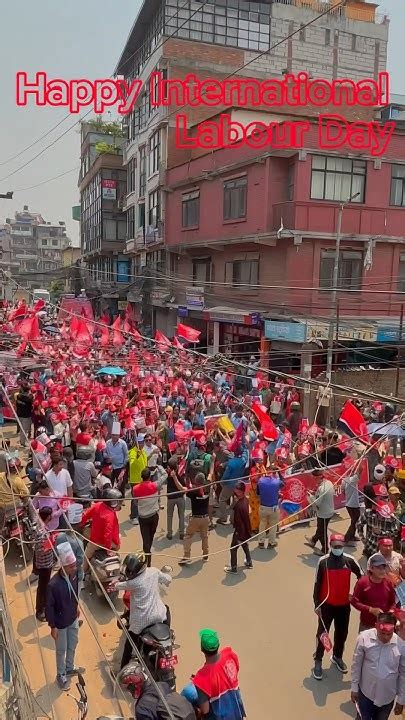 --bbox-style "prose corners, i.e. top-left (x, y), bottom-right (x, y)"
top-left (66, 667), bottom-right (85, 676)
top-left (130, 518), bottom-right (139, 525)
top-left (166, 533), bottom-right (173, 540)
top-left (312, 661), bottom-right (323, 681)
top-left (35, 611), bottom-right (46, 622)
top-left (305, 536), bottom-right (316, 548)
top-left (178, 558), bottom-right (191, 566)
top-left (224, 566), bottom-right (238, 574)
top-left (244, 560), bottom-right (253, 569)
top-left (56, 675), bottom-right (71, 691)
top-left (202, 555), bottom-right (209, 562)
top-left (331, 656), bottom-right (348, 674)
